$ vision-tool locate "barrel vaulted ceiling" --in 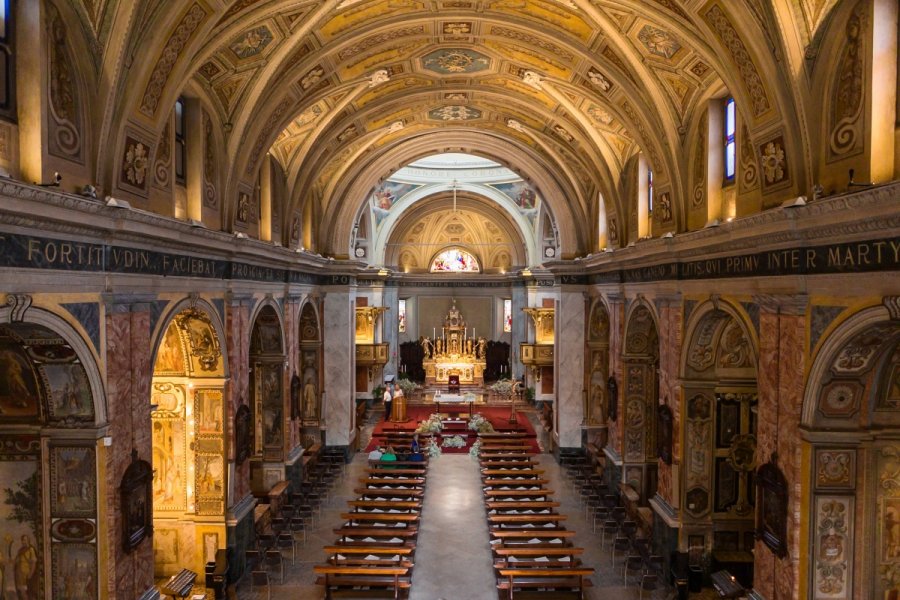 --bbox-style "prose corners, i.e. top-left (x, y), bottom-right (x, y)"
top-left (58, 0), bottom-right (855, 256)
